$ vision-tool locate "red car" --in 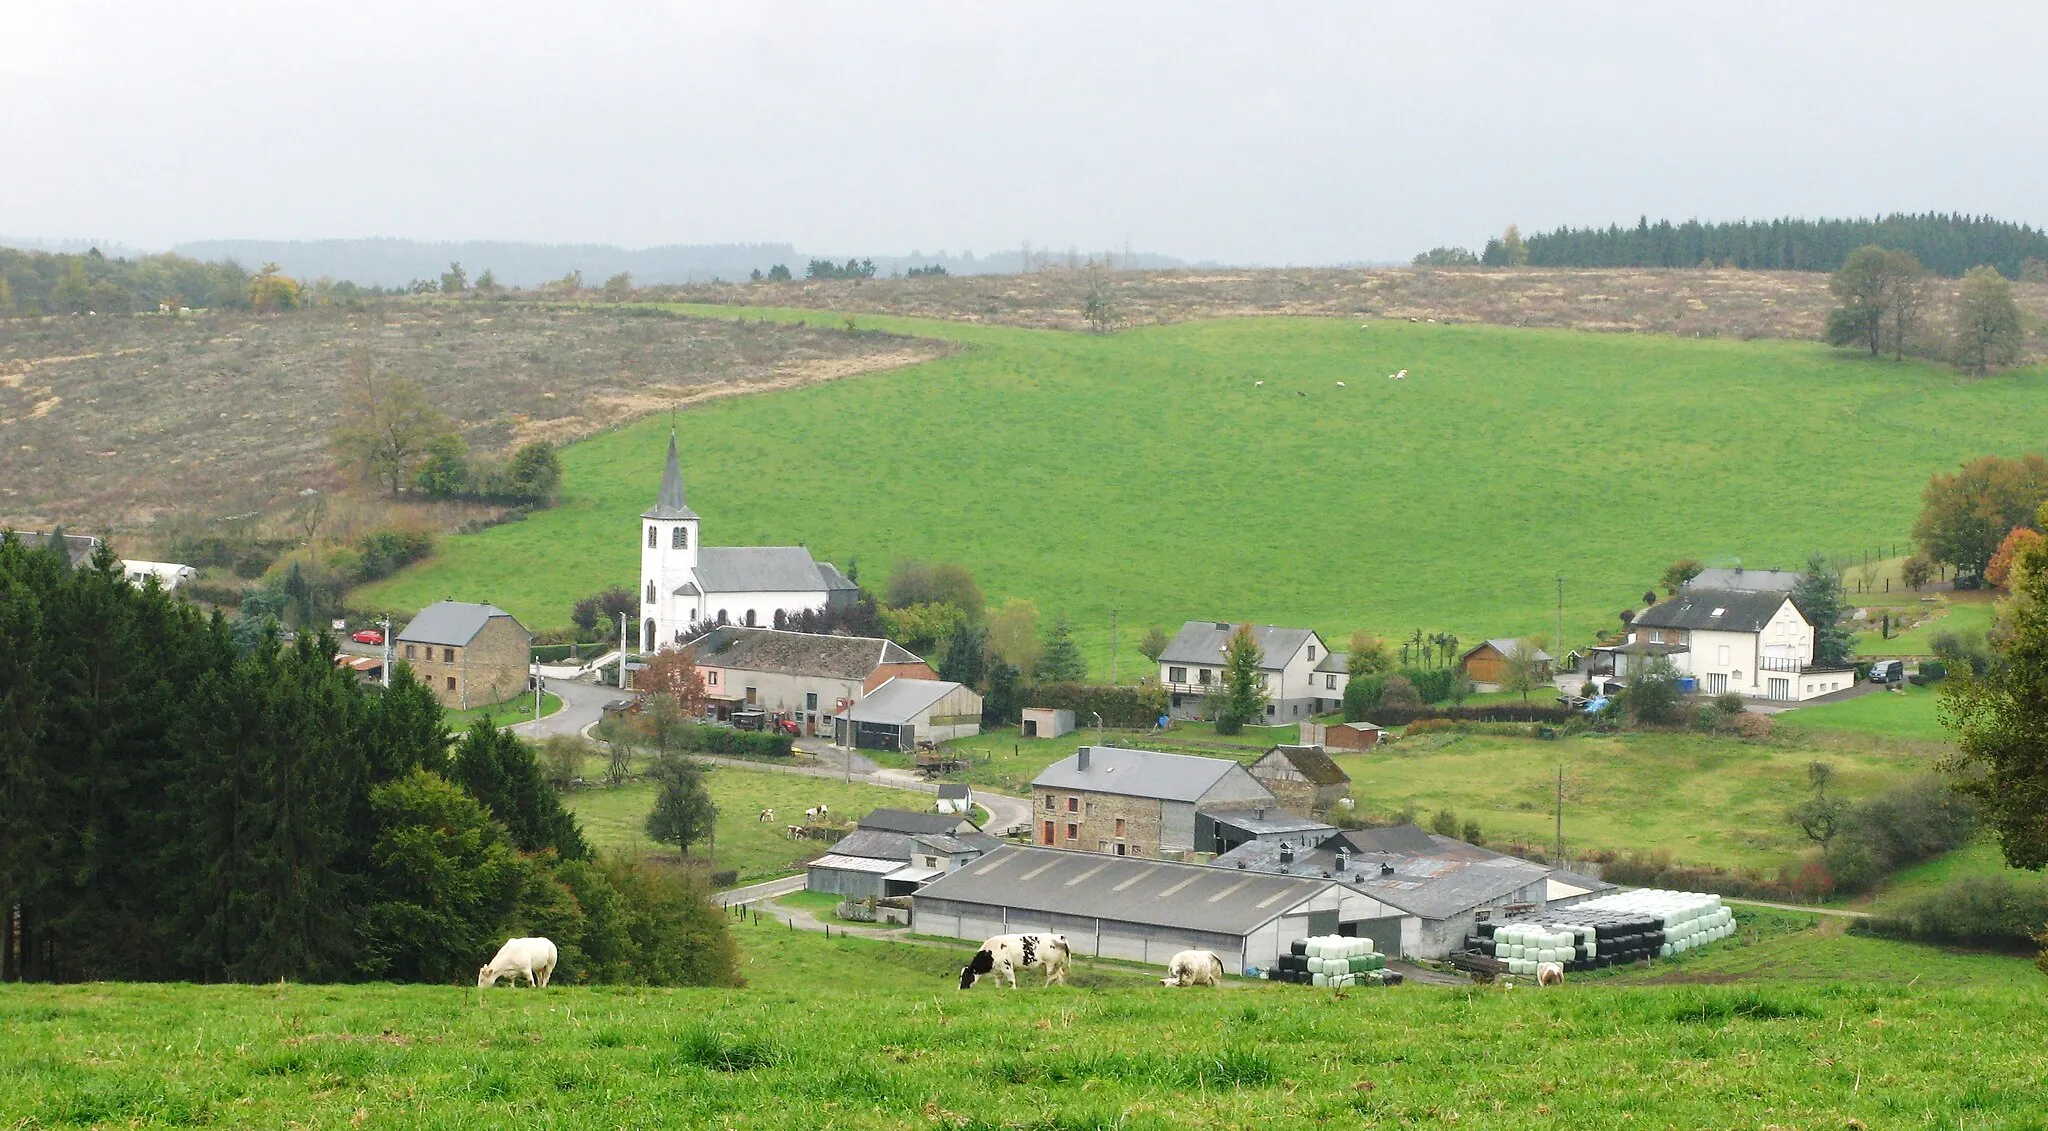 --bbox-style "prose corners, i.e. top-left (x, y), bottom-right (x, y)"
top-left (351, 628), bottom-right (385, 646)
